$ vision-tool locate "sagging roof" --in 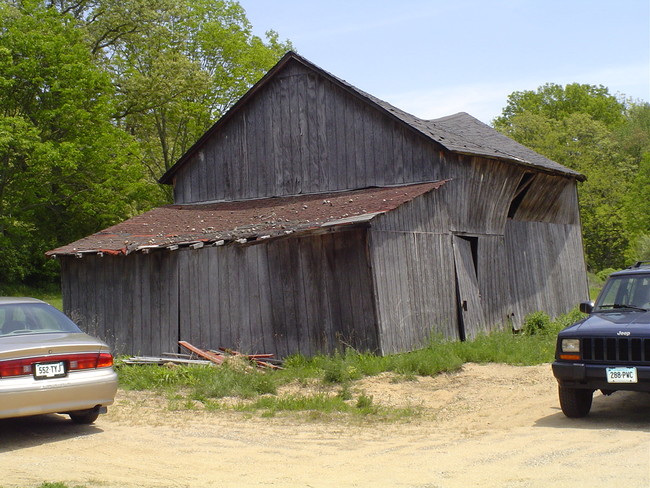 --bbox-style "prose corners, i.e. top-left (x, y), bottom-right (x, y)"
top-left (159, 51), bottom-right (584, 185)
top-left (47, 181), bottom-right (446, 257)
